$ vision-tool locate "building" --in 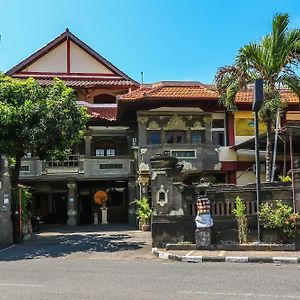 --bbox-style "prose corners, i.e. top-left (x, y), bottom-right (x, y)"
top-left (6, 30), bottom-right (300, 226)
top-left (6, 29), bottom-right (139, 225)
